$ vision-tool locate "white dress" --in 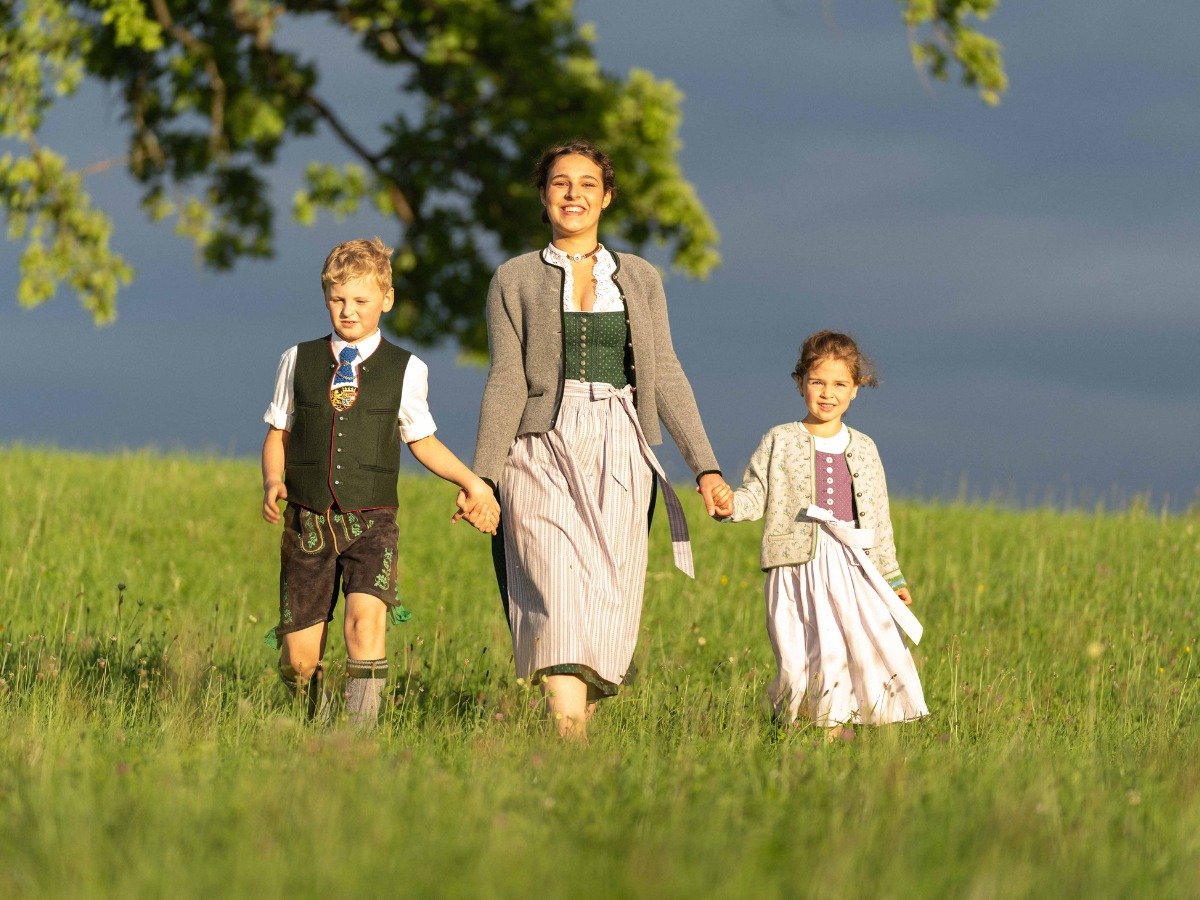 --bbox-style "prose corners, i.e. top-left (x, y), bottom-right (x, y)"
top-left (766, 428), bottom-right (929, 726)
